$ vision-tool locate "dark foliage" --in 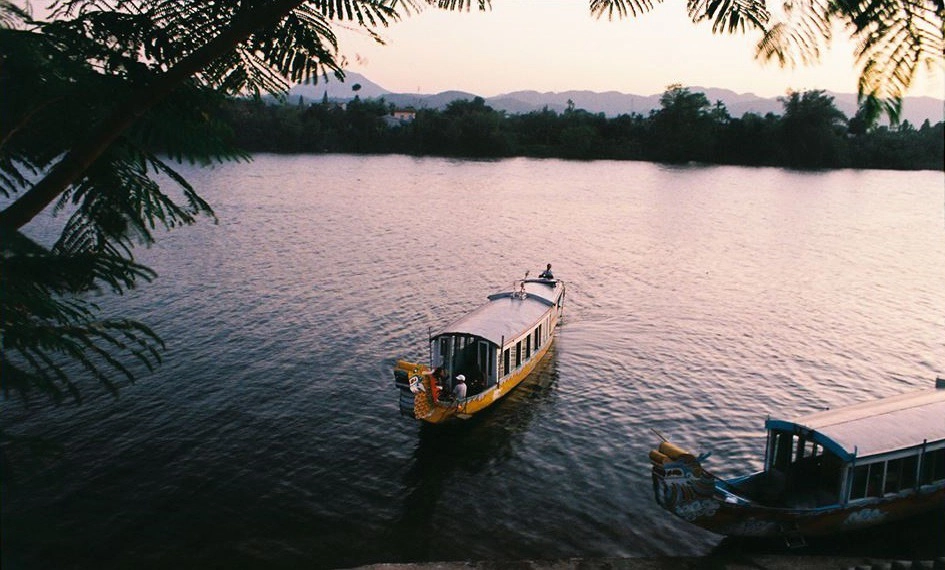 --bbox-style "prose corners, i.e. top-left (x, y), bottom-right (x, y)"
top-left (222, 88), bottom-right (944, 171)
top-left (0, 0), bottom-right (439, 406)
top-left (594, 0), bottom-right (944, 123)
